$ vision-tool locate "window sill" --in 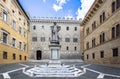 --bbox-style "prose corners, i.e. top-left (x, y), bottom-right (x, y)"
top-left (84, 36), bottom-right (120, 52)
